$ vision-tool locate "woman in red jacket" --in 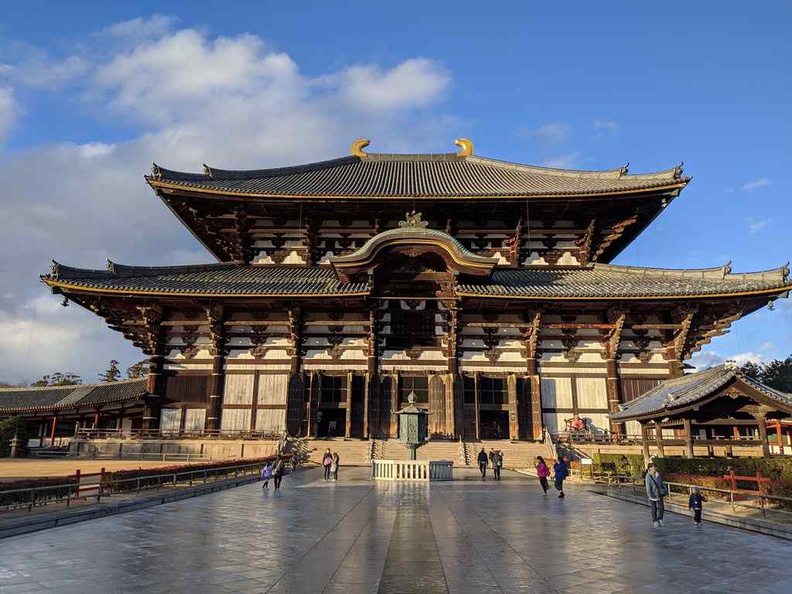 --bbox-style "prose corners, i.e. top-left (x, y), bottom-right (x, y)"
top-left (535, 456), bottom-right (551, 495)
